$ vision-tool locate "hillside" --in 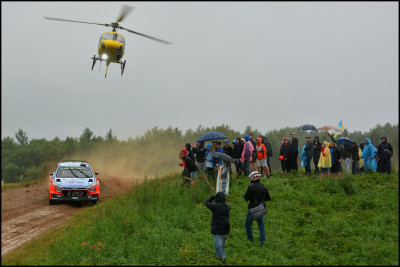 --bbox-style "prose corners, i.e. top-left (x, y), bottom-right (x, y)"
top-left (2, 171), bottom-right (399, 265)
